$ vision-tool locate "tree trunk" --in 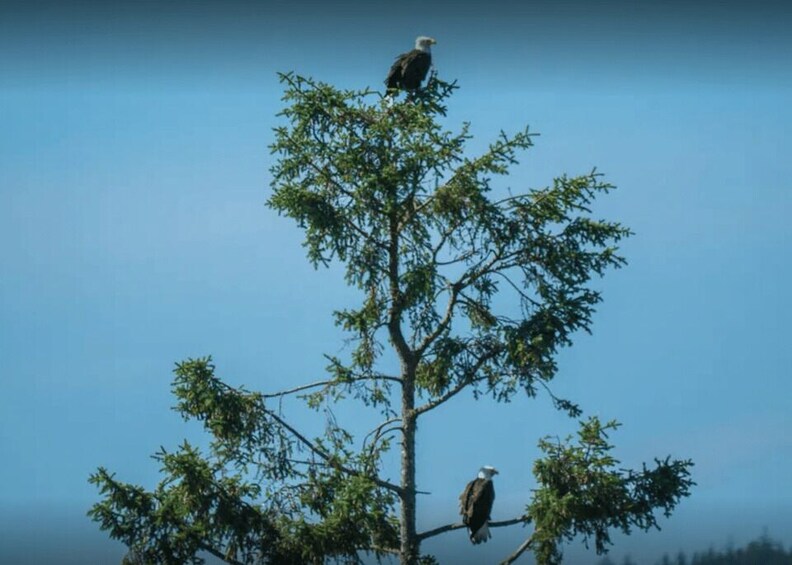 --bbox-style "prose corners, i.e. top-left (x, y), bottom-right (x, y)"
top-left (387, 203), bottom-right (420, 564)
top-left (399, 373), bottom-right (418, 565)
